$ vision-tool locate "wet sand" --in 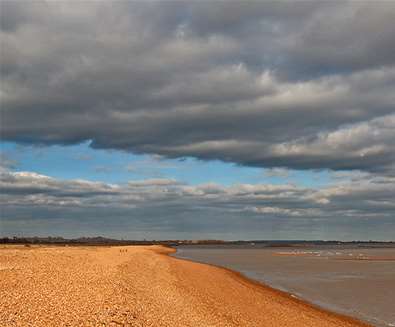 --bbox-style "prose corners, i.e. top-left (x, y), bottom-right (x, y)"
top-left (0, 245), bottom-right (369, 327)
